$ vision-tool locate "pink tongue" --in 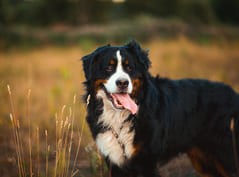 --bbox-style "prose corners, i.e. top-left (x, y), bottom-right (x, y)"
top-left (111, 94), bottom-right (138, 115)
